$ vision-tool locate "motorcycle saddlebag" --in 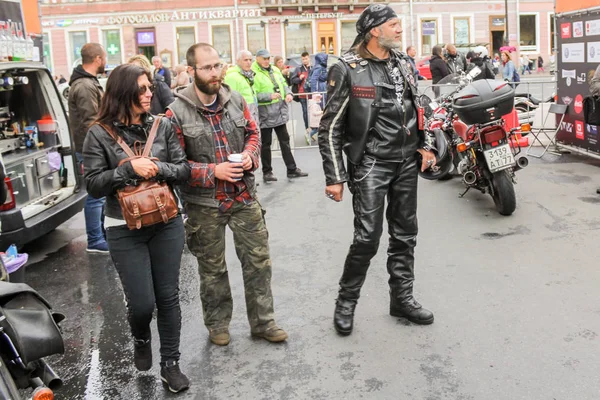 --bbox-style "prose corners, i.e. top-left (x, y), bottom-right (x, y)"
top-left (453, 79), bottom-right (515, 125)
top-left (0, 282), bottom-right (64, 365)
